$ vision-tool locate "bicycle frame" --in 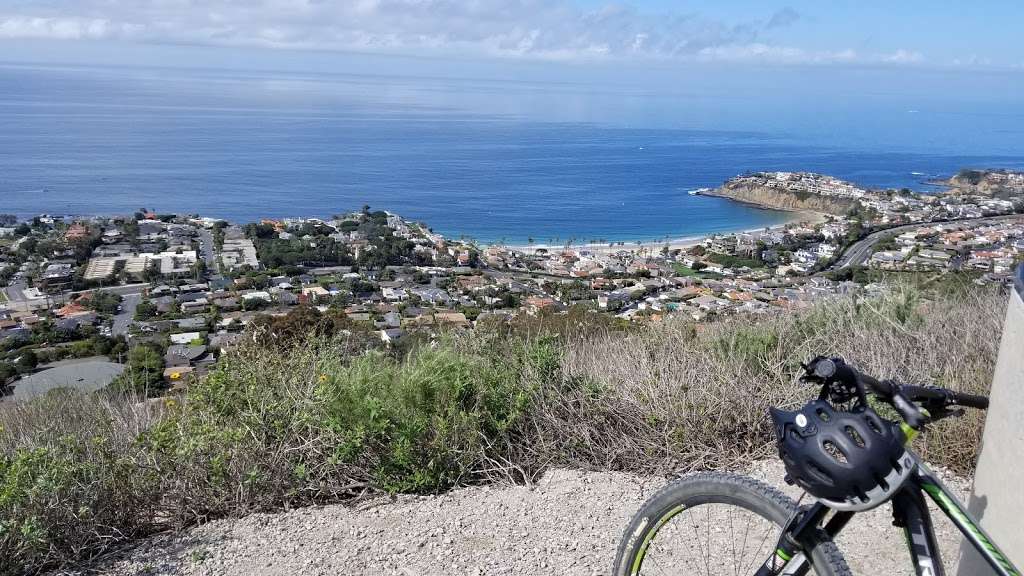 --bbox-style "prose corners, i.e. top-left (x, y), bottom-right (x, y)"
top-left (759, 451), bottom-right (1021, 576)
